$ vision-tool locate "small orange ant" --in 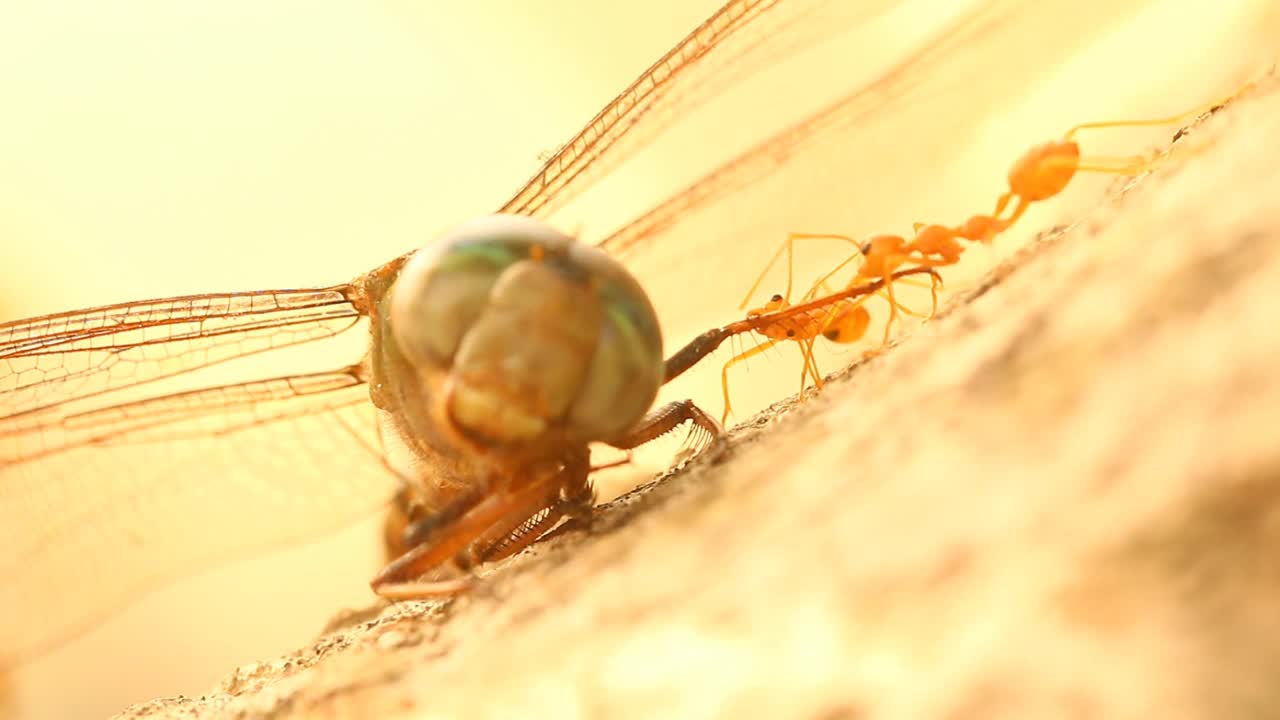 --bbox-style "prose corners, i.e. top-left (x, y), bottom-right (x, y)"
top-left (817, 79), bottom-right (1256, 288)
top-left (659, 267), bottom-right (942, 427)
top-left (943, 79), bottom-right (1254, 247)
top-left (722, 79), bottom-right (1255, 425)
top-left (719, 286), bottom-right (874, 425)
top-left (720, 243), bottom-right (941, 423)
